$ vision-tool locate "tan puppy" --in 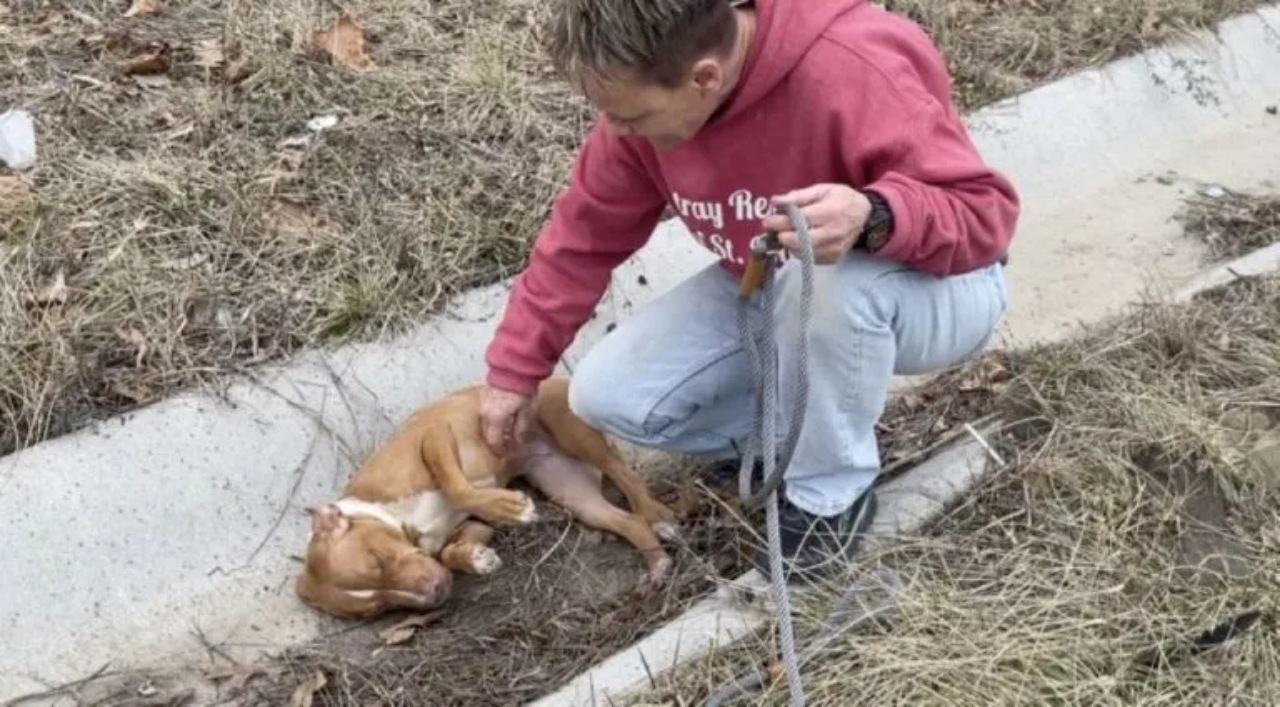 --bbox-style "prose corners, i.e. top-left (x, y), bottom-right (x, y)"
top-left (296, 377), bottom-right (680, 619)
